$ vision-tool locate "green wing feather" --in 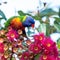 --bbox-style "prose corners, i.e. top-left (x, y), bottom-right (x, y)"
top-left (5, 16), bottom-right (20, 27)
